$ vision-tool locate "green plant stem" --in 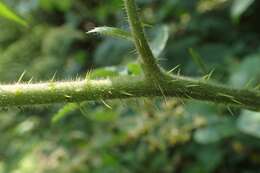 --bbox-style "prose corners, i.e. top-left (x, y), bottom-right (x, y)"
top-left (0, 76), bottom-right (259, 111)
top-left (0, 0), bottom-right (259, 112)
top-left (123, 0), bottom-right (164, 79)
